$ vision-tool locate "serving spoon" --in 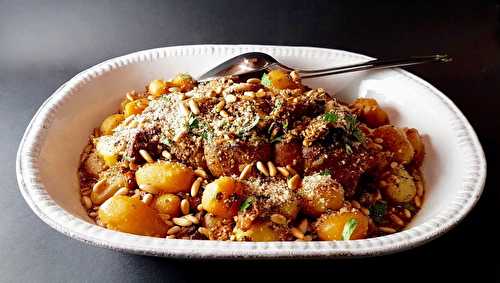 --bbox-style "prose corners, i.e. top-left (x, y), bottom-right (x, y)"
top-left (197, 52), bottom-right (452, 82)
